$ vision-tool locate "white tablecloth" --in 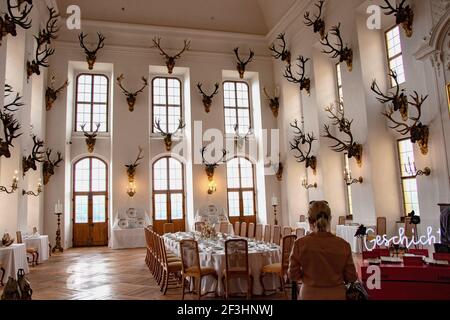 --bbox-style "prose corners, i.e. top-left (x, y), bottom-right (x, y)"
top-left (336, 225), bottom-right (362, 254)
top-left (109, 228), bottom-right (146, 249)
top-left (296, 222), bottom-right (310, 233)
top-left (24, 235), bottom-right (49, 263)
top-left (164, 234), bottom-right (281, 296)
top-left (0, 244), bottom-right (30, 280)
